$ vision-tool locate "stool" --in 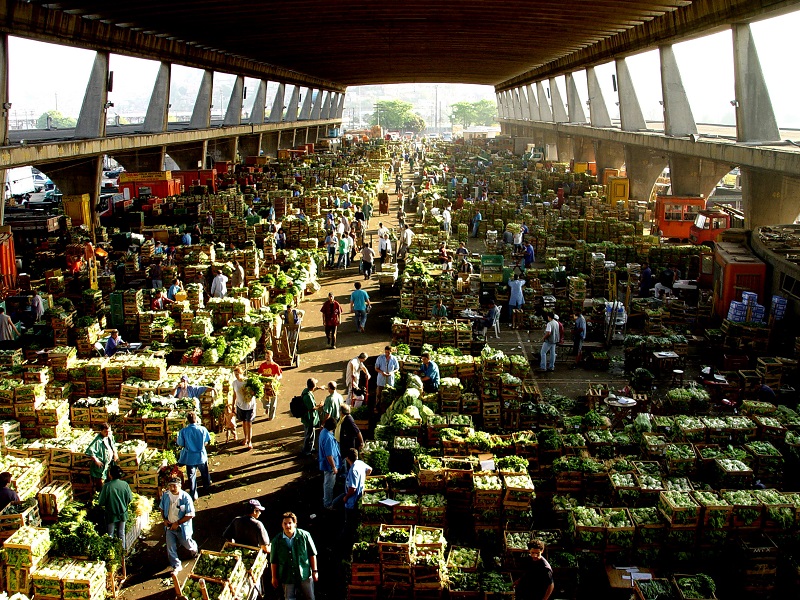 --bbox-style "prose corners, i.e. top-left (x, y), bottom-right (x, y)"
top-left (671, 369), bottom-right (685, 386)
